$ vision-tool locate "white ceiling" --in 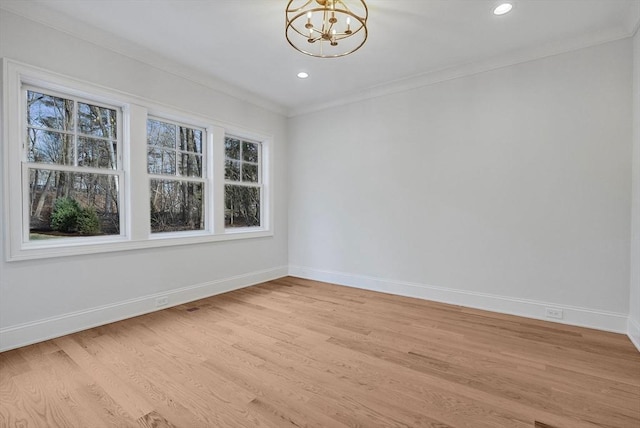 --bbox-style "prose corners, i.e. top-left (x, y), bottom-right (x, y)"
top-left (2, 0), bottom-right (639, 115)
